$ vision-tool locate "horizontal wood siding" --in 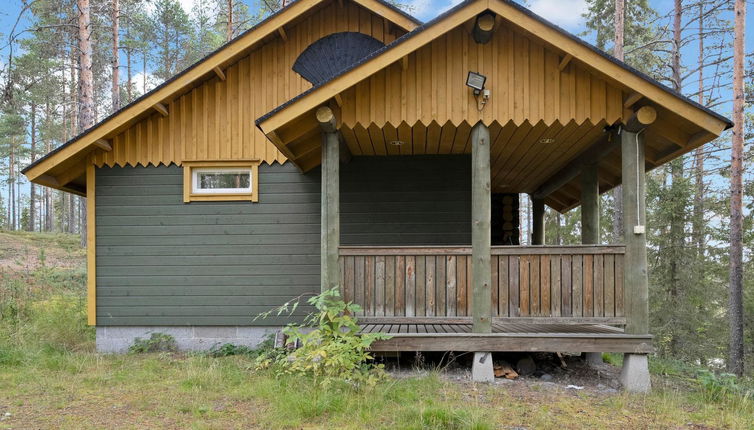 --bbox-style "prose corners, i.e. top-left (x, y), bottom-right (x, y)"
top-left (340, 246), bottom-right (625, 319)
top-left (96, 156), bottom-right (471, 326)
top-left (341, 155), bottom-right (471, 246)
top-left (96, 163), bottom-right (321, 326)
top-left (92, 0), bottom-right (404, 169)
